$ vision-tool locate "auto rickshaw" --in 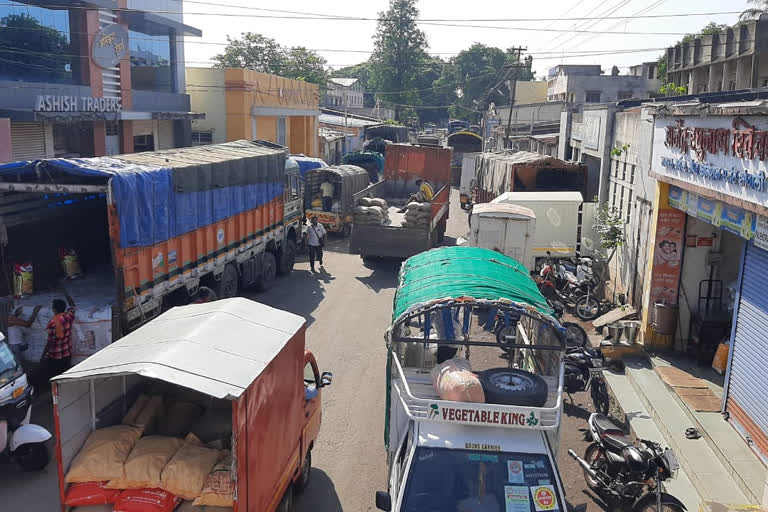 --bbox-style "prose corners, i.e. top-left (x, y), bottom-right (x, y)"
top-left (304, 165), bottom-right (370, 236)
